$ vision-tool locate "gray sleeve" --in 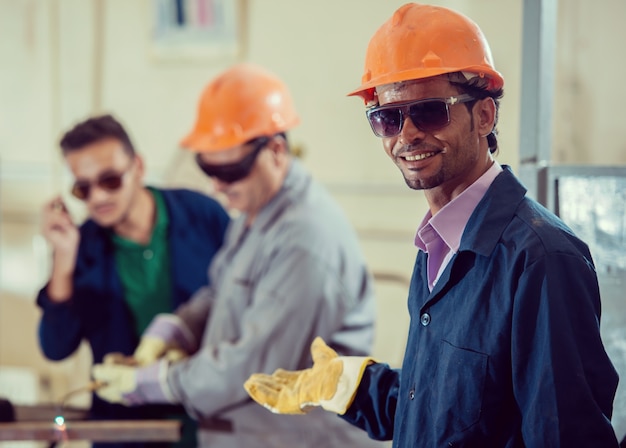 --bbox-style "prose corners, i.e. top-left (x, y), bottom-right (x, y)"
top-left (174, 286), bottom-right (214, 349)
top-left (165, 245), bottom-right (354, 419)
